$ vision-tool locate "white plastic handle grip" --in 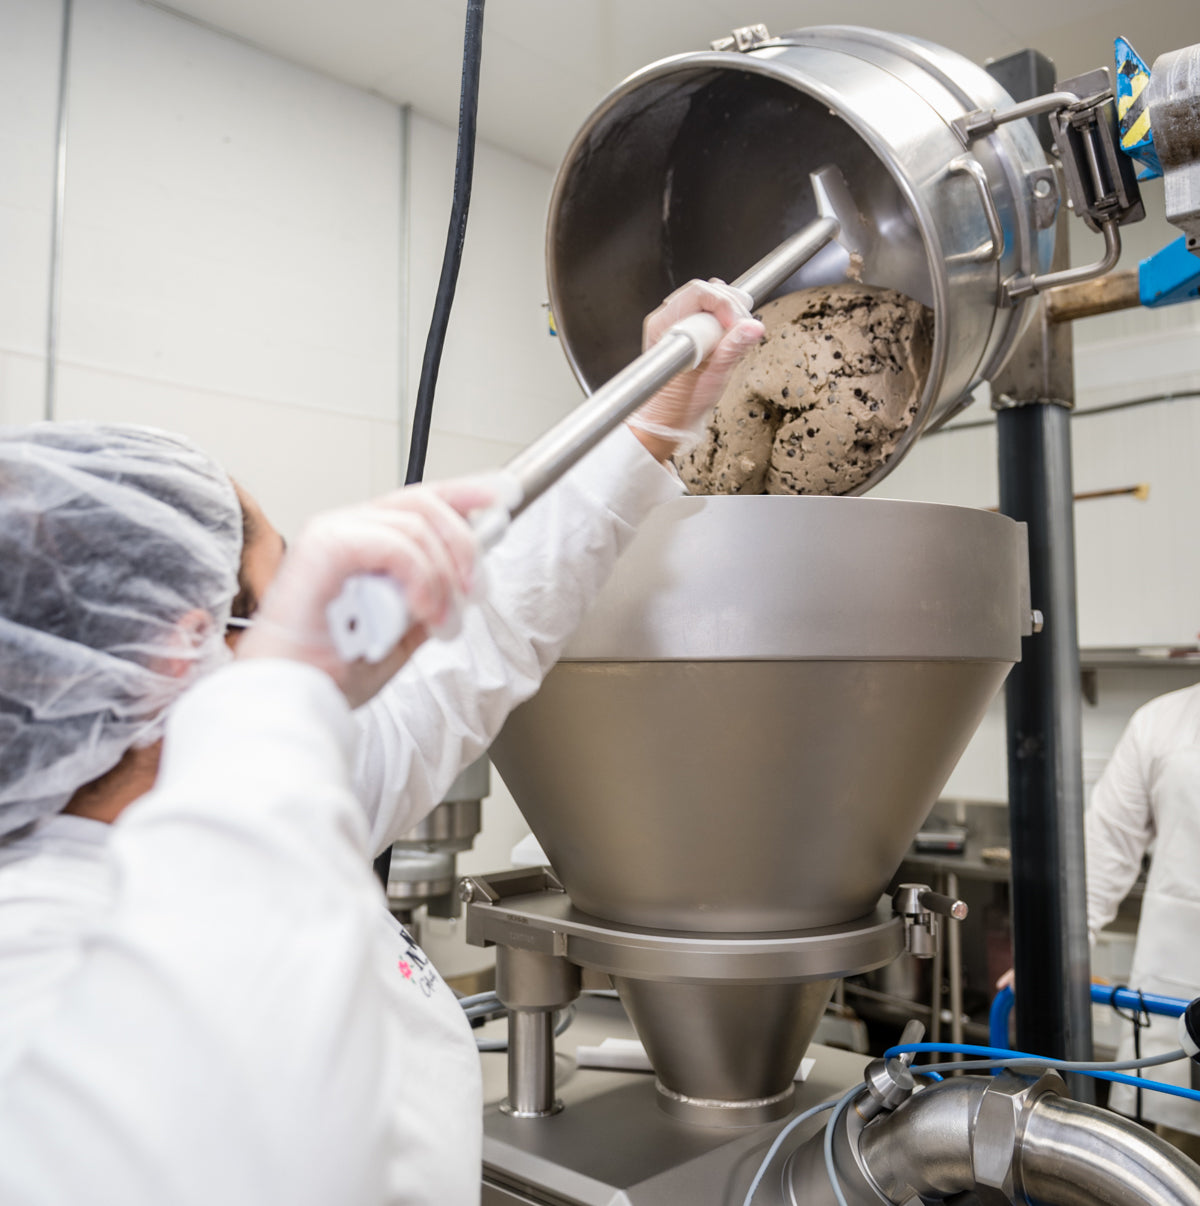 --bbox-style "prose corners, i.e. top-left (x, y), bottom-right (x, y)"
top-left (324, 493), bottom-right (517, 664)
top-left (668, 311), bottom-right (726, 370)
top-left (326, 574), bottom-right (411, 663)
